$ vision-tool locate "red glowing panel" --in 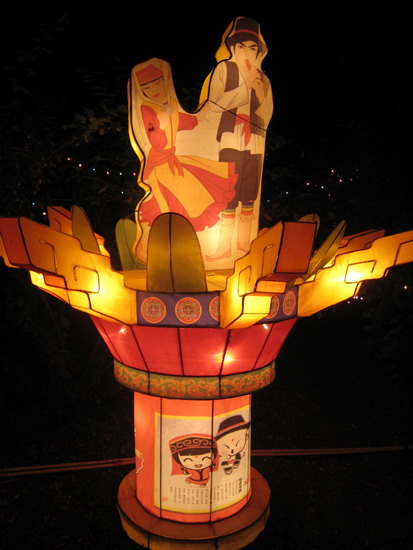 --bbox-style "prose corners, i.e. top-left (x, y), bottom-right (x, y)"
top-left (221, 324), bottom-right (272, 375)
top-left (179, 327), bottom-right (228, 376)
top-left (255, 318), bottom-right (297, 369)
top-left (133, 326), bottom-right (183, 375)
